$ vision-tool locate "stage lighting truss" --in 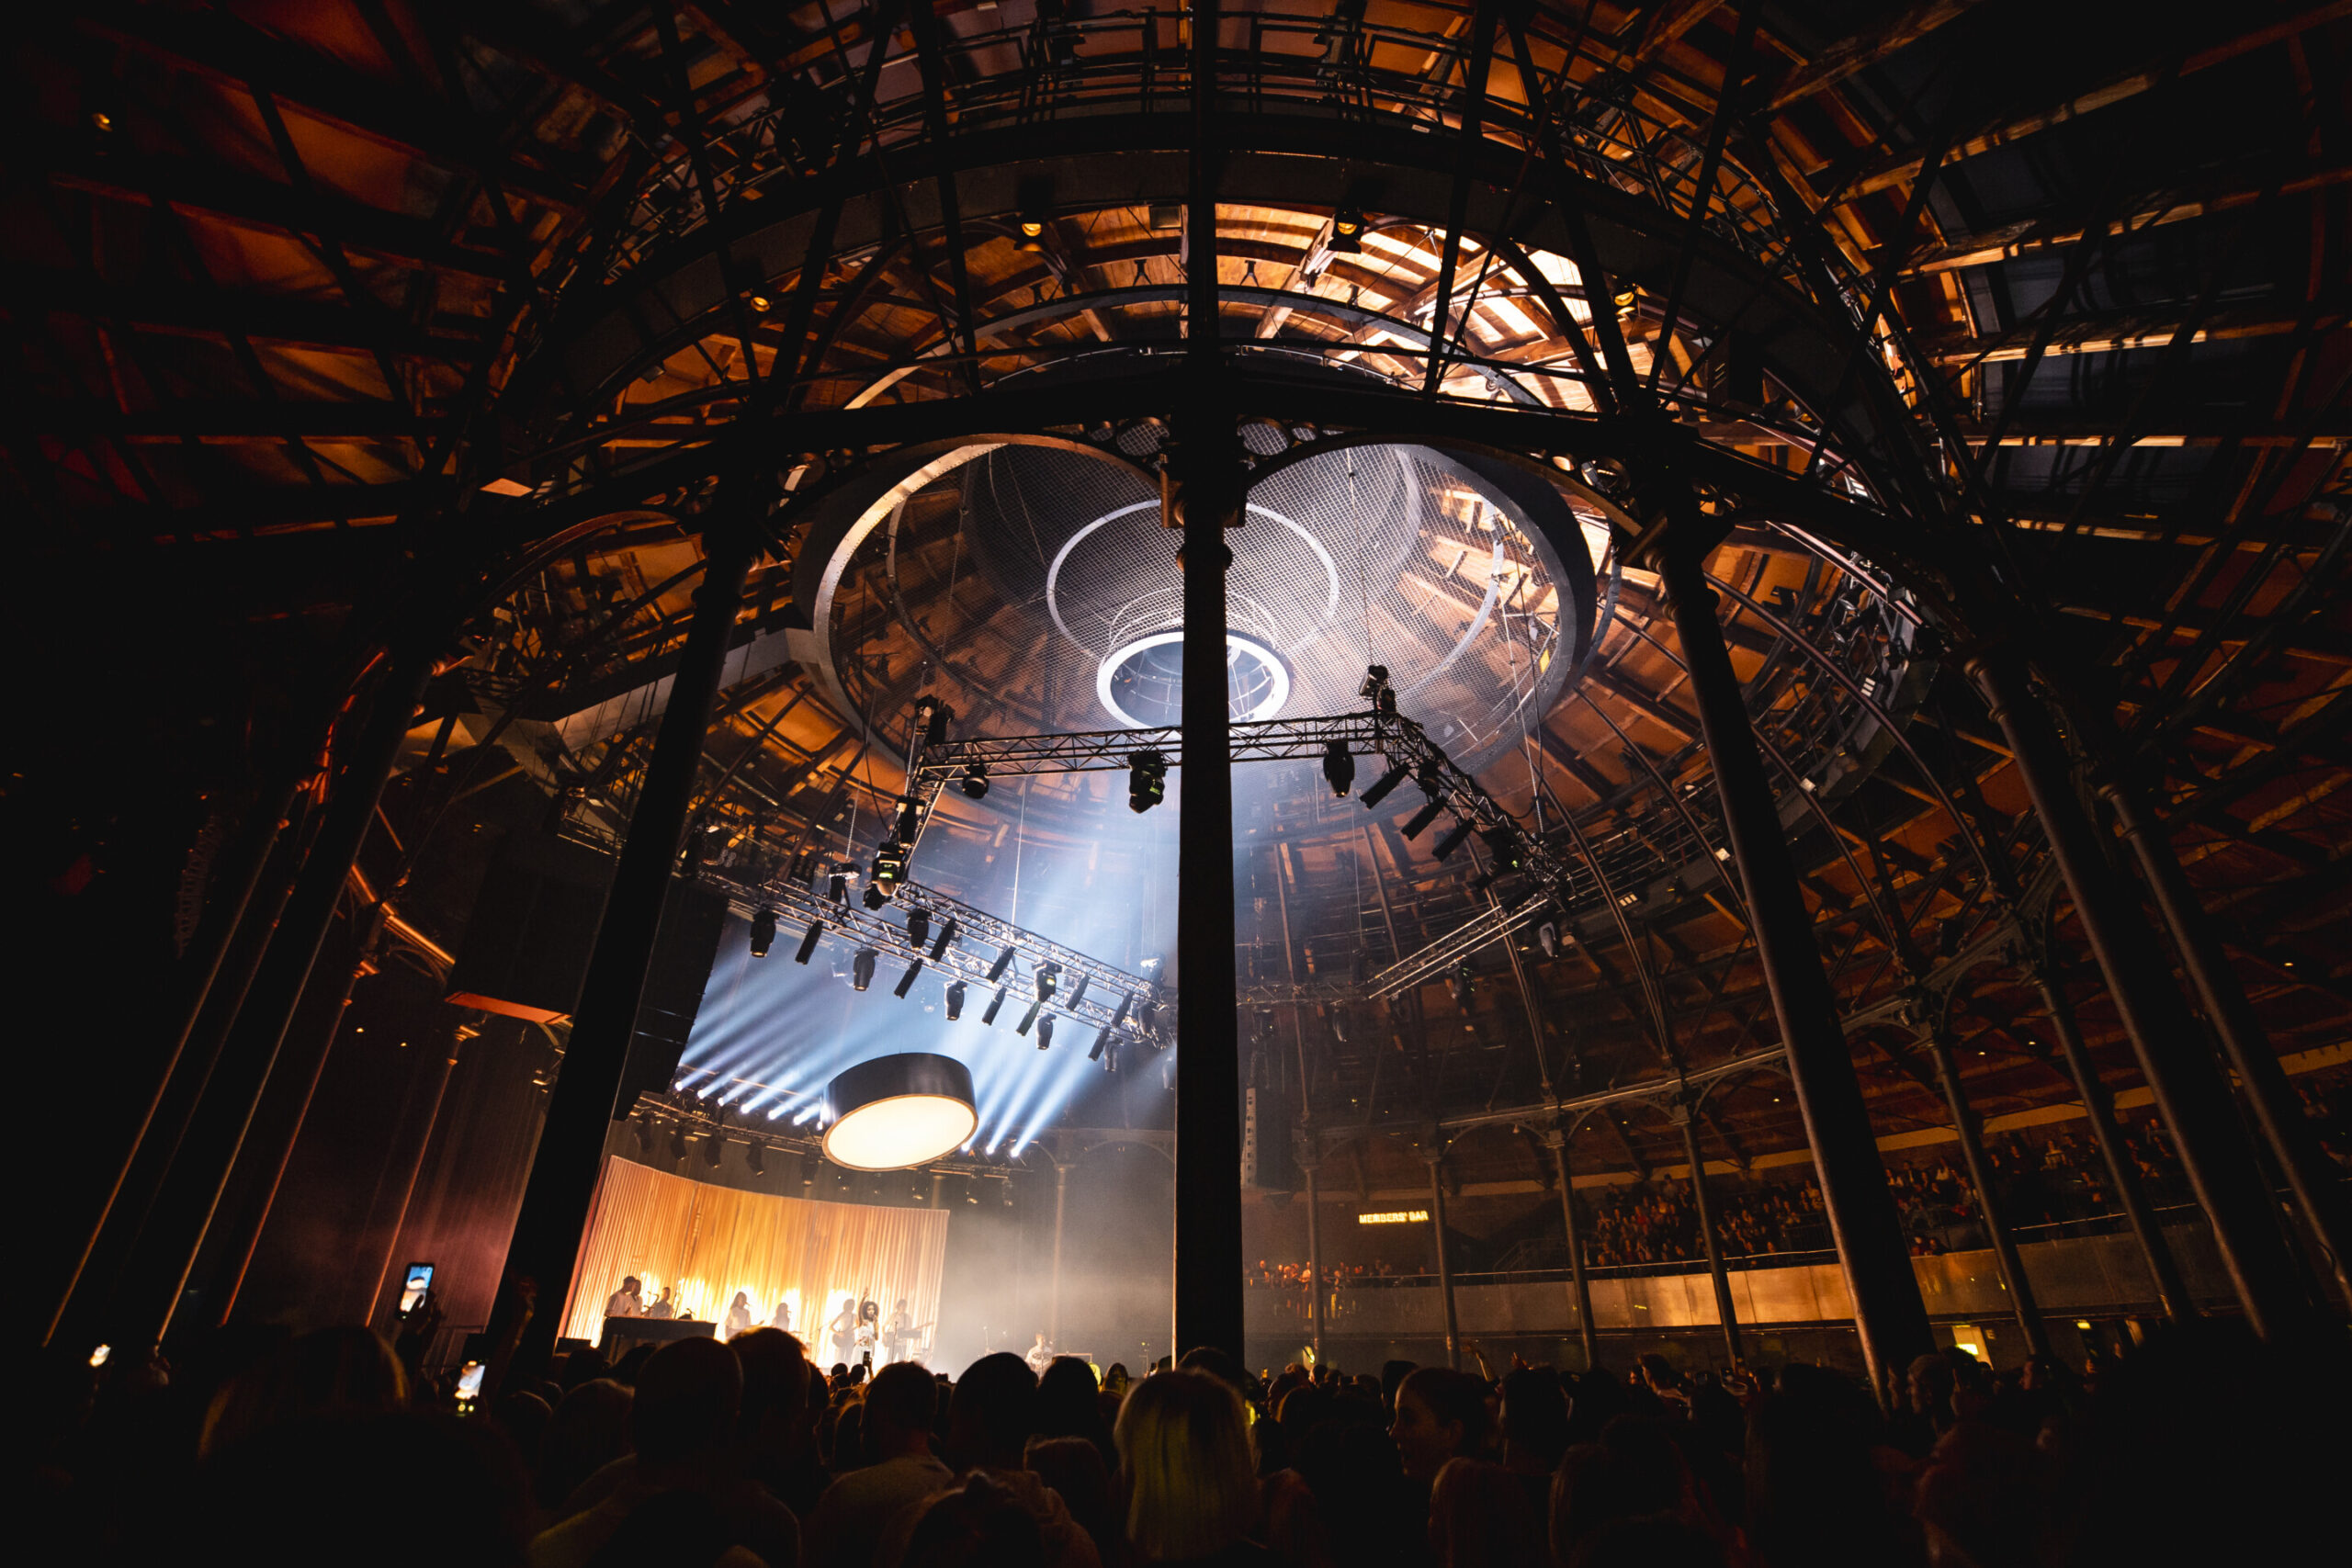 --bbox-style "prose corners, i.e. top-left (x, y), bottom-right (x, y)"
top-left (887, 691), bottom-right (1741, 1011)
top-left (695, 867), bottom-right (1167, 1050)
